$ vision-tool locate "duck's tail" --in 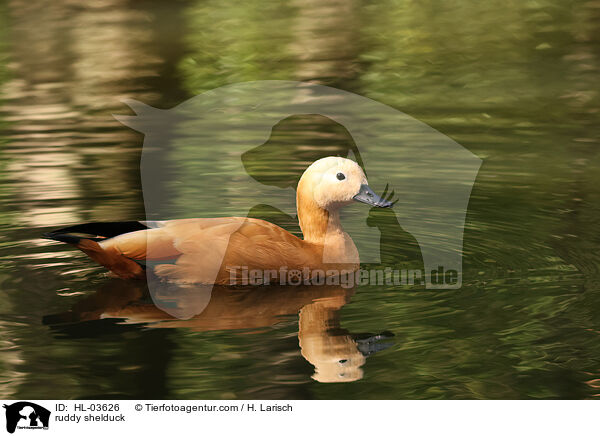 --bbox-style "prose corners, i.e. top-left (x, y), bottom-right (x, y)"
top-left (43, 221), bottom-right (148, 243)
top-left (43, 221), bottom-right (149, 279)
